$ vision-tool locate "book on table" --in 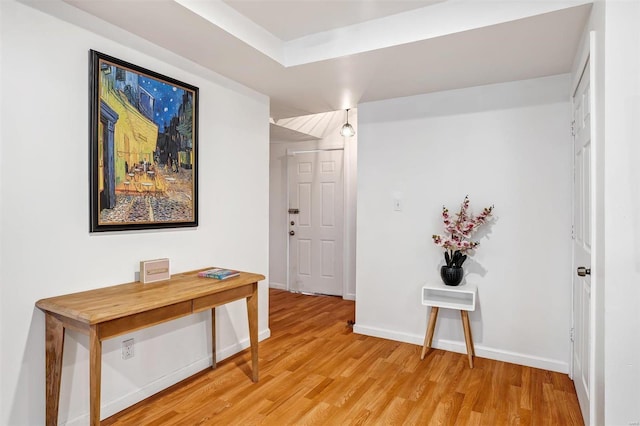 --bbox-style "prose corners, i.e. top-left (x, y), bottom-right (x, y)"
top-left (198, 268), bottom-right (240, 280)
